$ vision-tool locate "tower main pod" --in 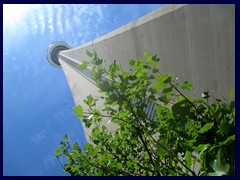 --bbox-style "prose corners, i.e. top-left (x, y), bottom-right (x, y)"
top-left (48, 4), bottom-right (235, 142)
